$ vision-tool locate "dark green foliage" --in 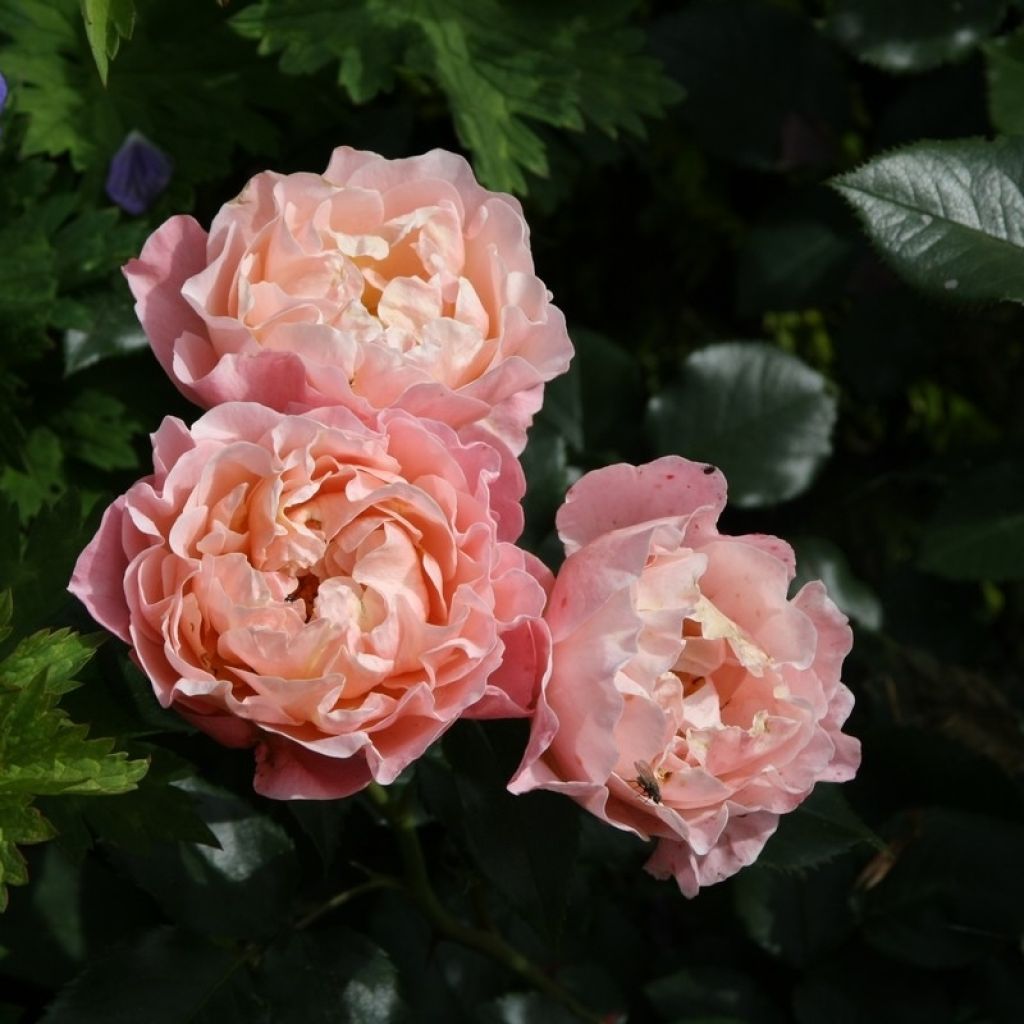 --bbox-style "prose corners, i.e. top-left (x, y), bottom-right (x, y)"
top-left (0, 1), bottom-right (1023, 1022)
